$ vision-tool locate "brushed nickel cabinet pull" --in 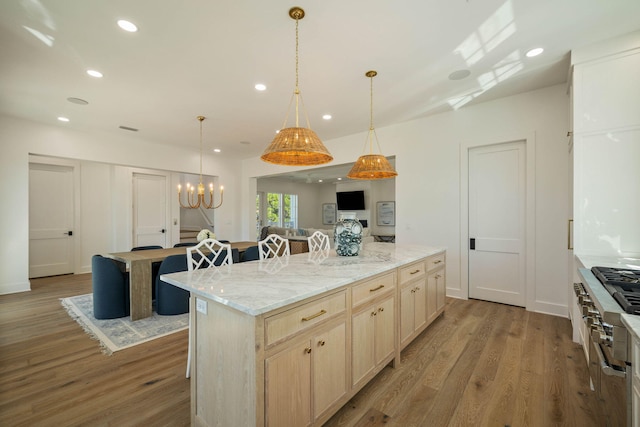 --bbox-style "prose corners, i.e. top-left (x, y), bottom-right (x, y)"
top-left (370, 285), bottom-right (385, 292)
top-left (378, 307), bottom-right (384, 312)
top-left (304, 347), bottom-right (312, 354)
top-left (433, 260), bottom-right (442, 264)
top-left (301, 309), bottom-right (327, 322)
top-left (410, 269), bottom-right (420, 275)
top-left (318, 340), bottom-right (325, 346)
